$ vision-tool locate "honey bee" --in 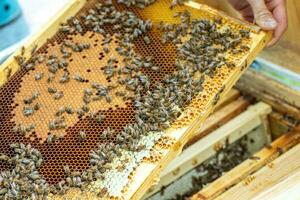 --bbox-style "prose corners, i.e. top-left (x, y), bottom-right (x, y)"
top-left (73, 73), bottom-right (85, 82)
top-left (53, 91), bottom-right (64, 100)
top-left (63, 165), bottom-right (71, 176)
top-left (34, 72), bottom-right (44, 81)
top-left (31, 44), bottom-right (38, 55)
top-left (47, 133), bottom-right (56, 144)
top-left (79, 131), bottom-right (87, 141)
